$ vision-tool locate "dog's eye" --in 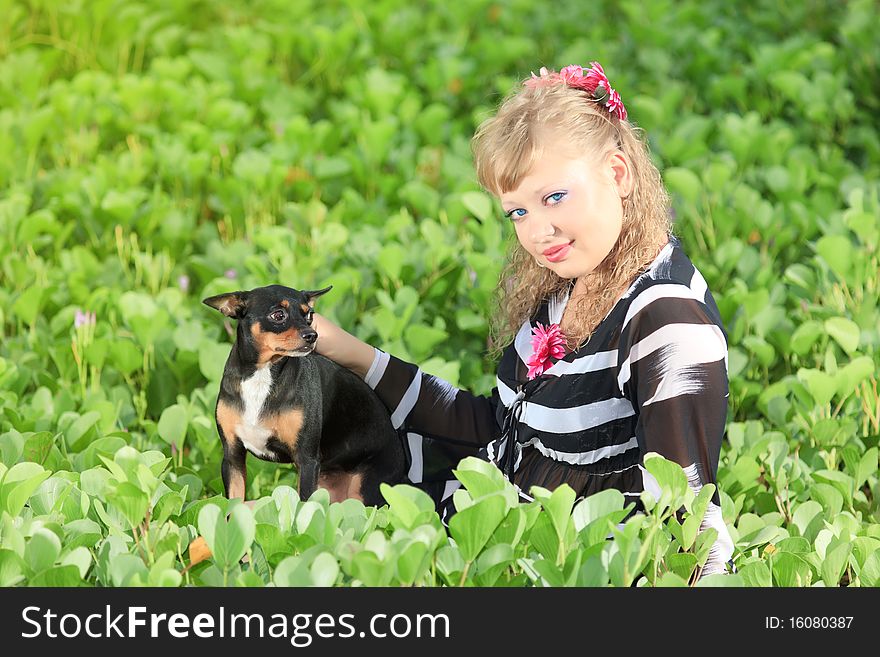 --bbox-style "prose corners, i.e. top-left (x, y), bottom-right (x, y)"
top-left (269, 310), bottom-right (286, 322)
top-left (306, 310), bottom-right (314, 324)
